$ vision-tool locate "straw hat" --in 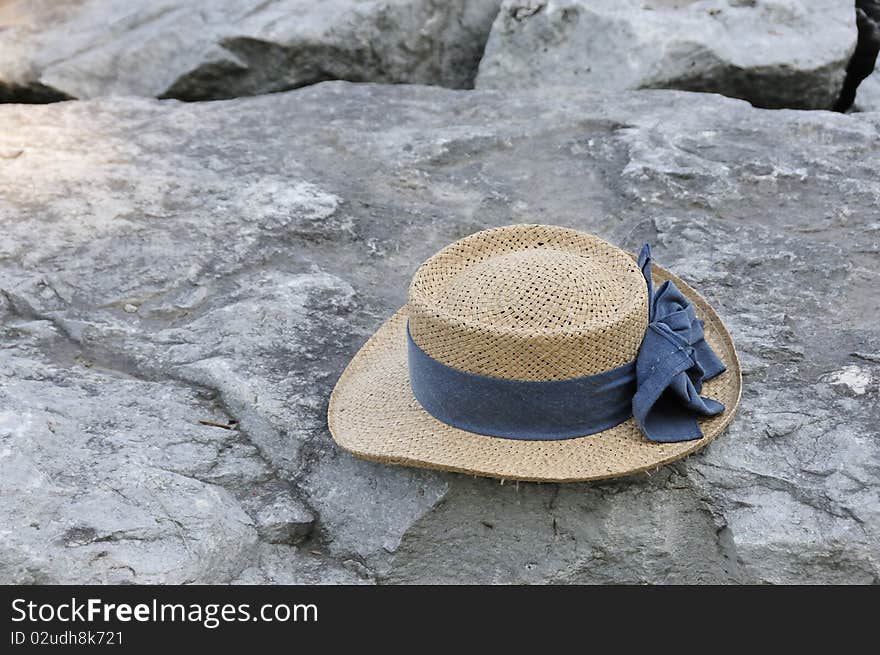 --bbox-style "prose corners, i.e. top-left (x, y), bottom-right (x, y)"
top-left (328, 224), bottom-right (741, 482)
